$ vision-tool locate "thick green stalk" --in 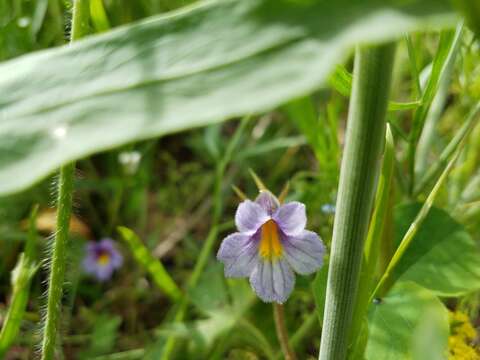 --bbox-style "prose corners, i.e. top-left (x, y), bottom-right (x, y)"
top-left (348, 125), bottom-right (395, 358)
top-left (41, 163), bottom-right (75, 360)
top-left (318, 44), bottom-right (396, 360)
